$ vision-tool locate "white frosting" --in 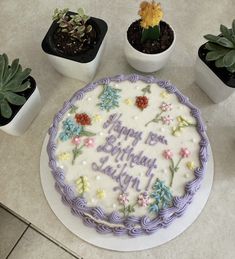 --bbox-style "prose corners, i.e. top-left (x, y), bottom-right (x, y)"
top-left (55, 81), bottom-right (200, 217)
